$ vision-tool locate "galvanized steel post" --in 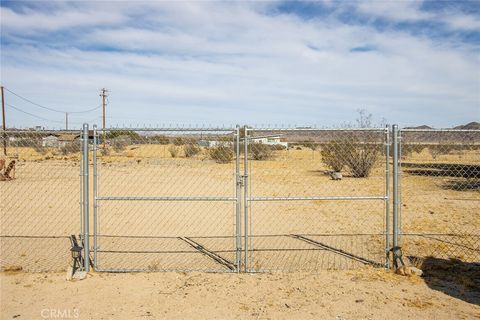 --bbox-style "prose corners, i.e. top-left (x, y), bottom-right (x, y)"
top-left (392, 124), bottom-right (399, 267)
top-left (384, 125), bottom-right (390, 269)
top-left (243, 126), bottom-right (249, 272)
top-left (235, 125), bottom-right (242, 272)
top-left (93, 125), bottom-right (98, 269)
top-left (82, 123), bottom-right (90, 272)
